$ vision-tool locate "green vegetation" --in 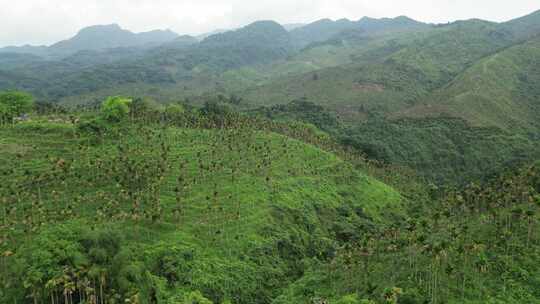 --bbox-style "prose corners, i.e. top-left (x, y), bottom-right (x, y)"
top-left (2, 8), bottom-right (540, 303)
top-left (400, 36), bottom-right (540, 131)
top-left (0, 95), bottom-right (538, 303)
top-left (275, 162), bottom-right (540, 303)
top-left (101, 96), bottom-right (133, 122)
top-left (250, 99), bottom-right (540, 184)
top-left (0, 100), bottom-right (404, 303)
top-left (342, 117), bottom-right (540, 184)
top-left (0, 91), bottom-right (34, 124)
